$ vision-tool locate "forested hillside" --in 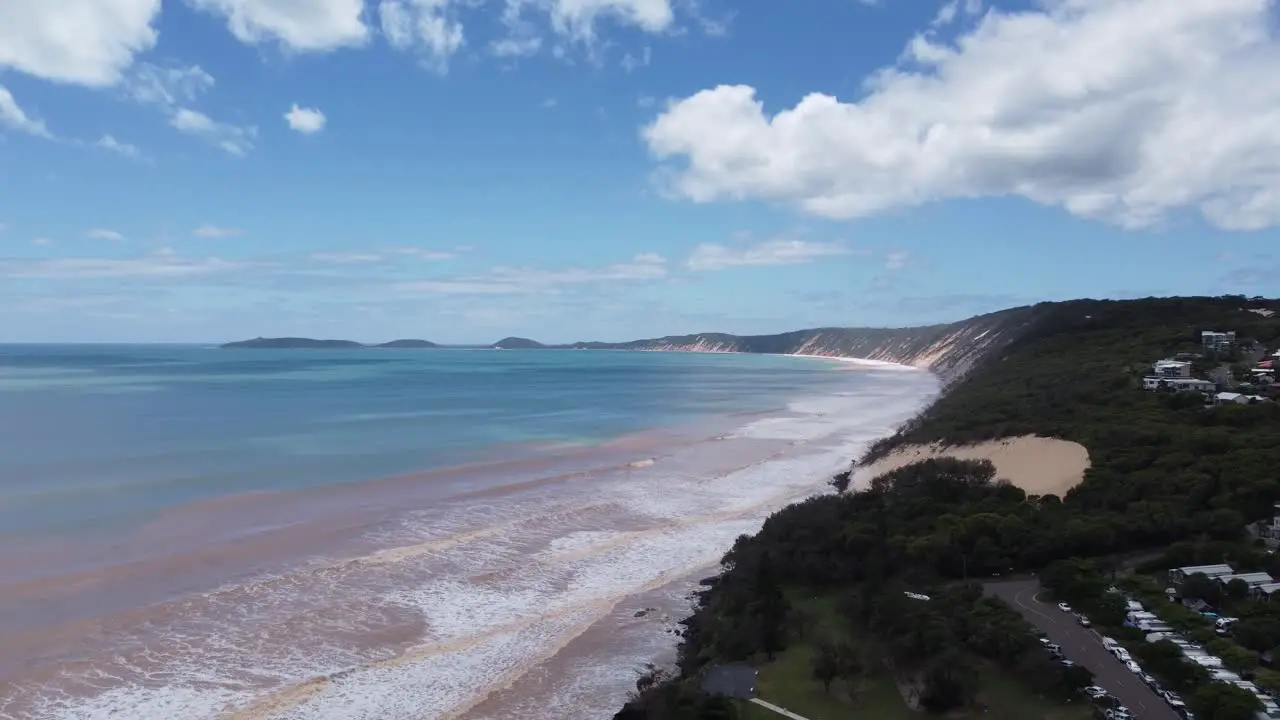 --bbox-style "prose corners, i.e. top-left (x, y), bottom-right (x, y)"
top-left (615, 296), bottom-right (1280, 719)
